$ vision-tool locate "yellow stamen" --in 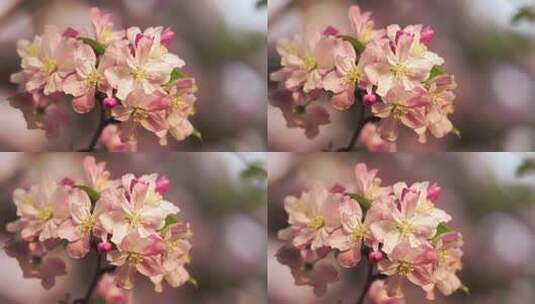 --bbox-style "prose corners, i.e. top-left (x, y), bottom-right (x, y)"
top-left (127, 252), bottom-right (141, 265)
top-left (42, 57), bottom-right (57, 75)
top-left (302, 55), bottom-right (317, 72)
top-left (131, 108), bottom-right (148, 123)
top-left (397, 221), bottom-right (413, 237)
top-left (84, 70), bottom-right (100, 88)
top-left (351, 225), bottom-right (367, 241)
top-left (131, 68), bottom-right (148, 82)
top-left (80, 216), bottom-right (96, 233)
top-left (397, 261), bottom-right (414, 276)
top-left (37, 207), bottom-right (53, 221)
top-left (391, 63), bottom-right (408, 80)
top-left (346, 66), bottom-right (361, 84)
top-left (127, 212), bottom-right (142, 228)
top-left (307, 215), bottom-right (325, 230)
